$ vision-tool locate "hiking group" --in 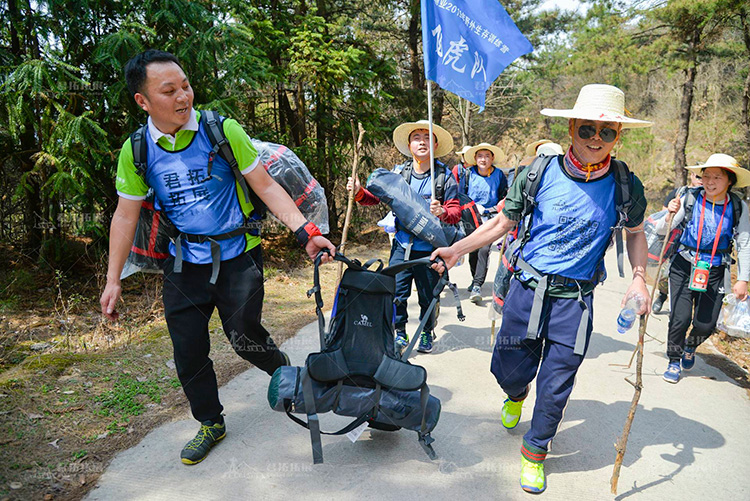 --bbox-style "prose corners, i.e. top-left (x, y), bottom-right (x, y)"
top-left (100, 50), bottom-right (750, 495)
